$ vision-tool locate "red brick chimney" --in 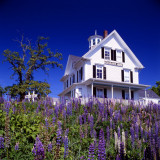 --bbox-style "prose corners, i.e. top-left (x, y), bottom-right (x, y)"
top-left (103, 30), bottom-right (108, 38)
